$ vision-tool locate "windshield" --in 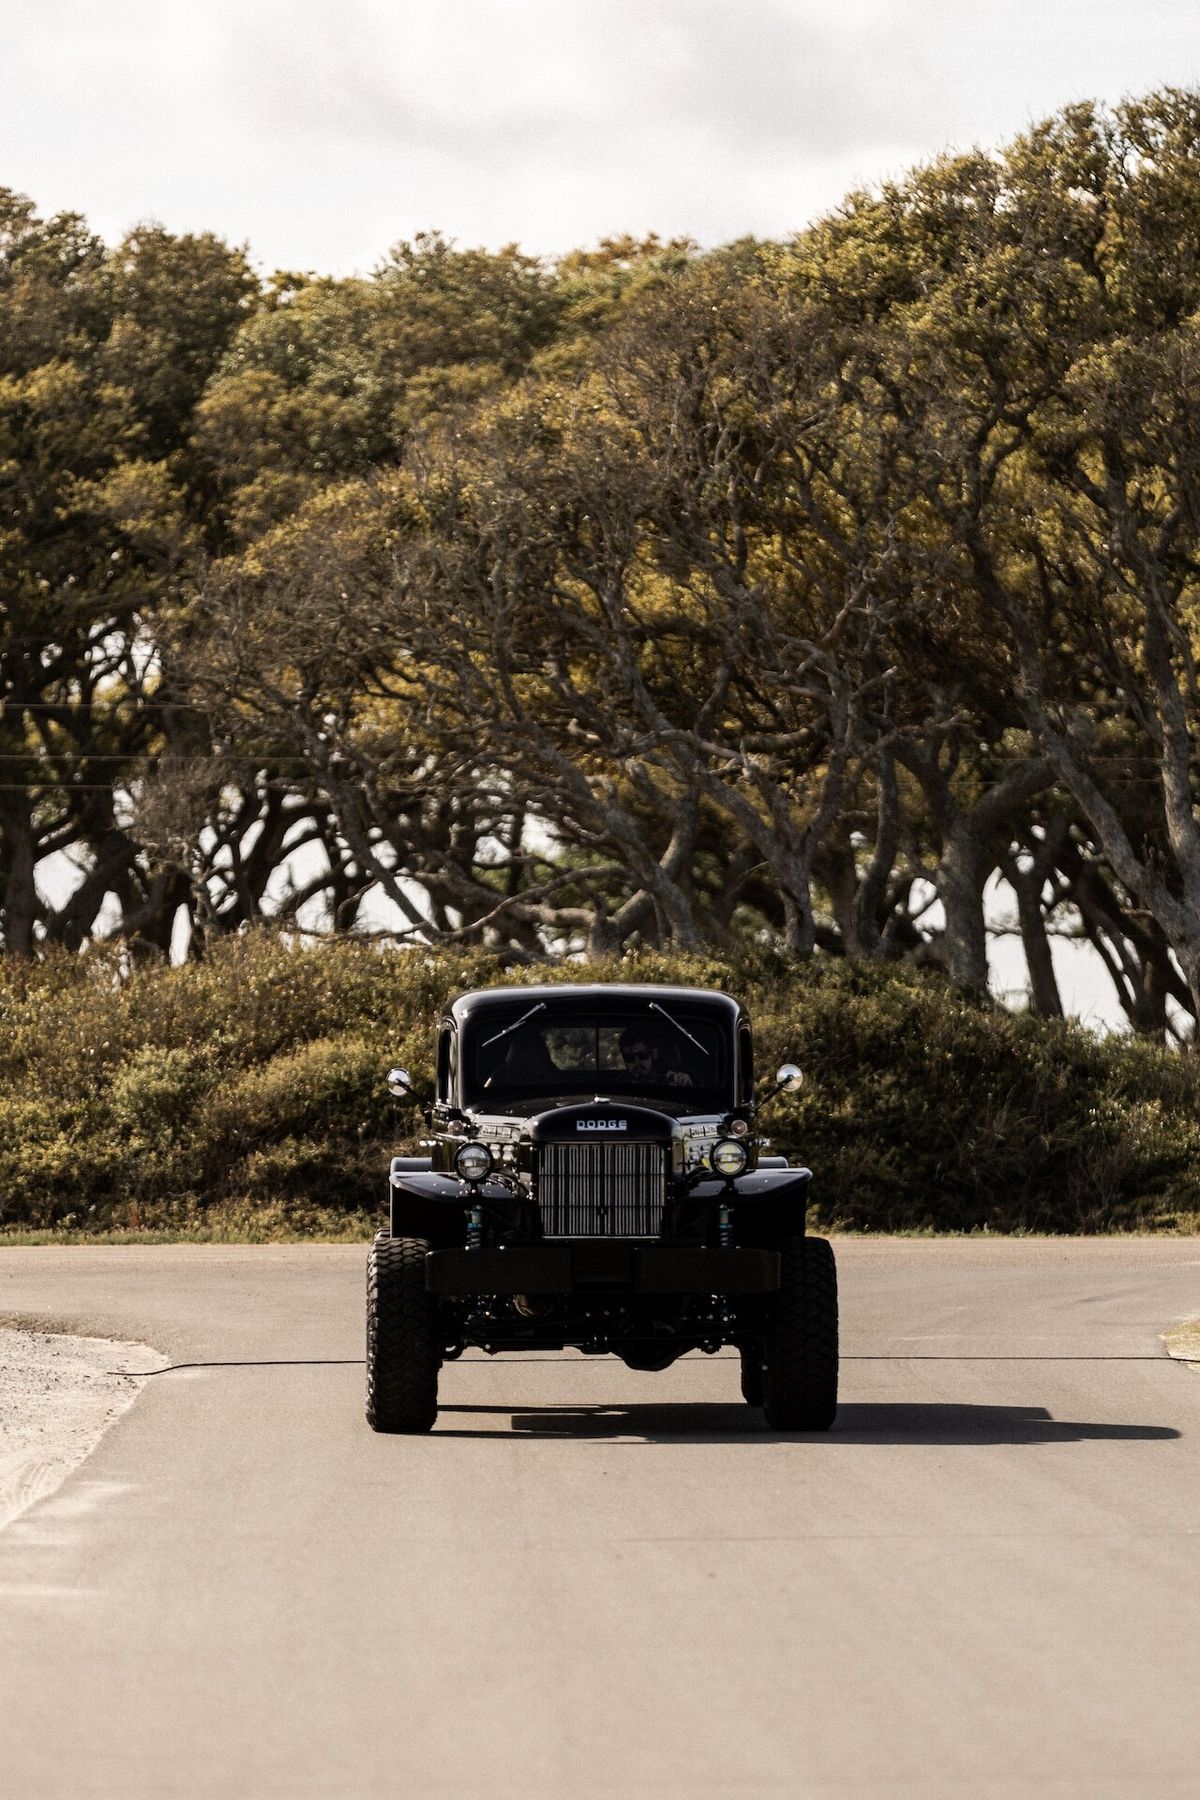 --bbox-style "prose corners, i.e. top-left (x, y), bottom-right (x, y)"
top-left (463, 1002), bottom-right (732, 1111)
